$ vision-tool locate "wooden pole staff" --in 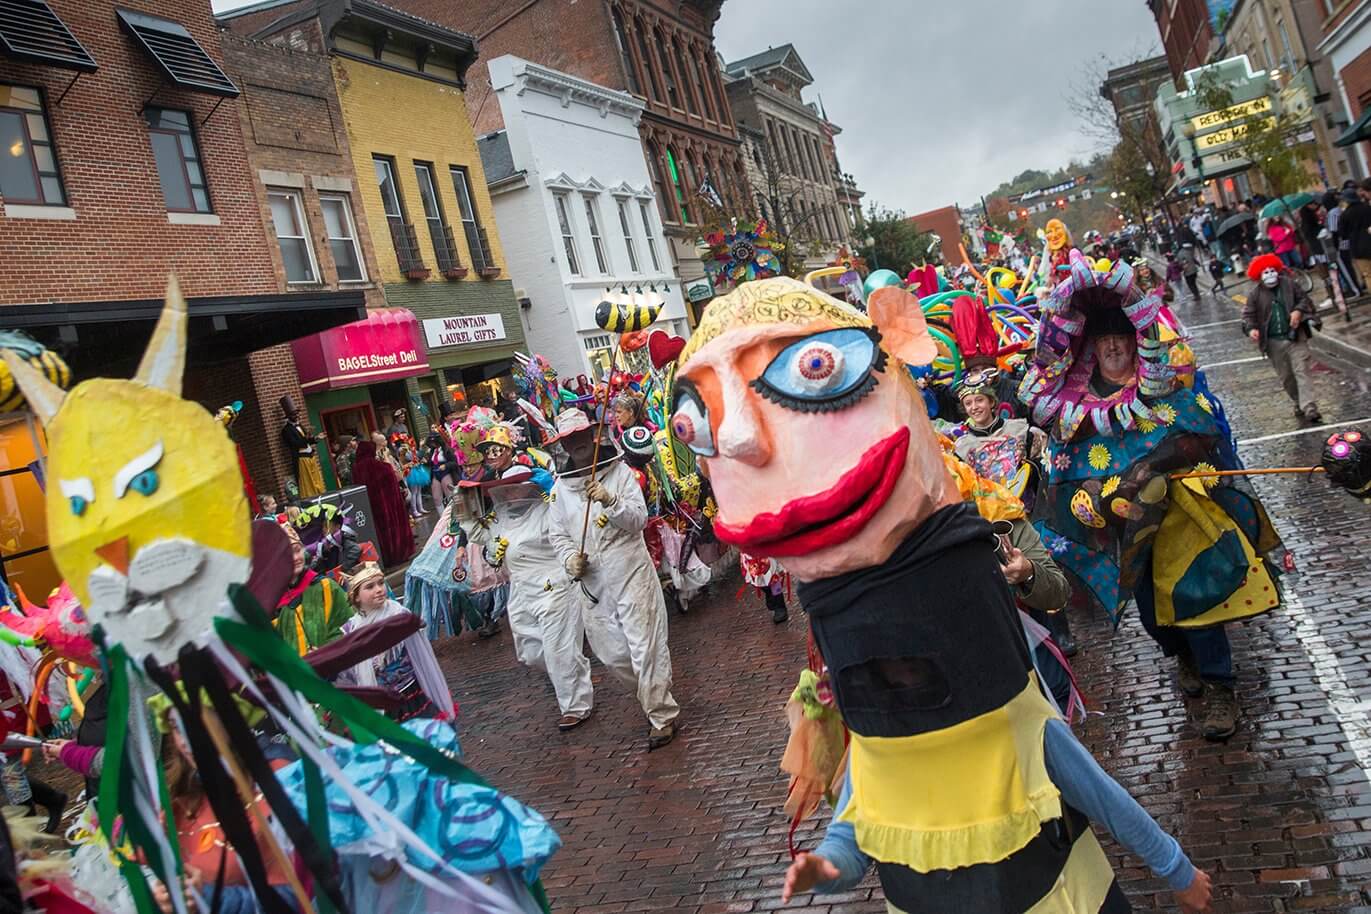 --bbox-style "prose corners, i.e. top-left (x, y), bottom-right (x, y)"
top-left (577, 339), bottom-right (623, 559)
top-left (1169, 466), bottom-right (1324, 480)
